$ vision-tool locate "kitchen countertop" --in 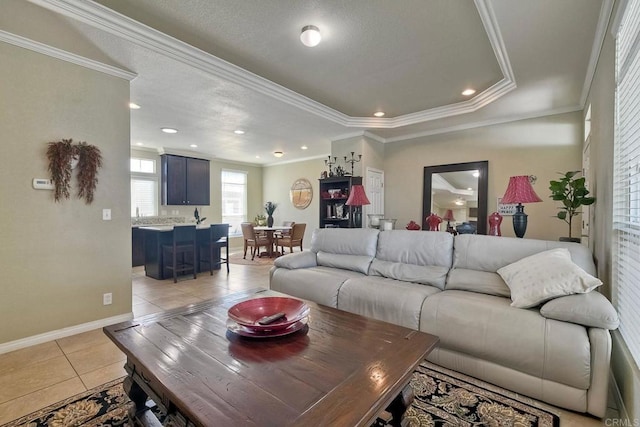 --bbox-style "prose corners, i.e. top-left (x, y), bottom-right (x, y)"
top-left (138, 224), bottom-right (211, 231)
